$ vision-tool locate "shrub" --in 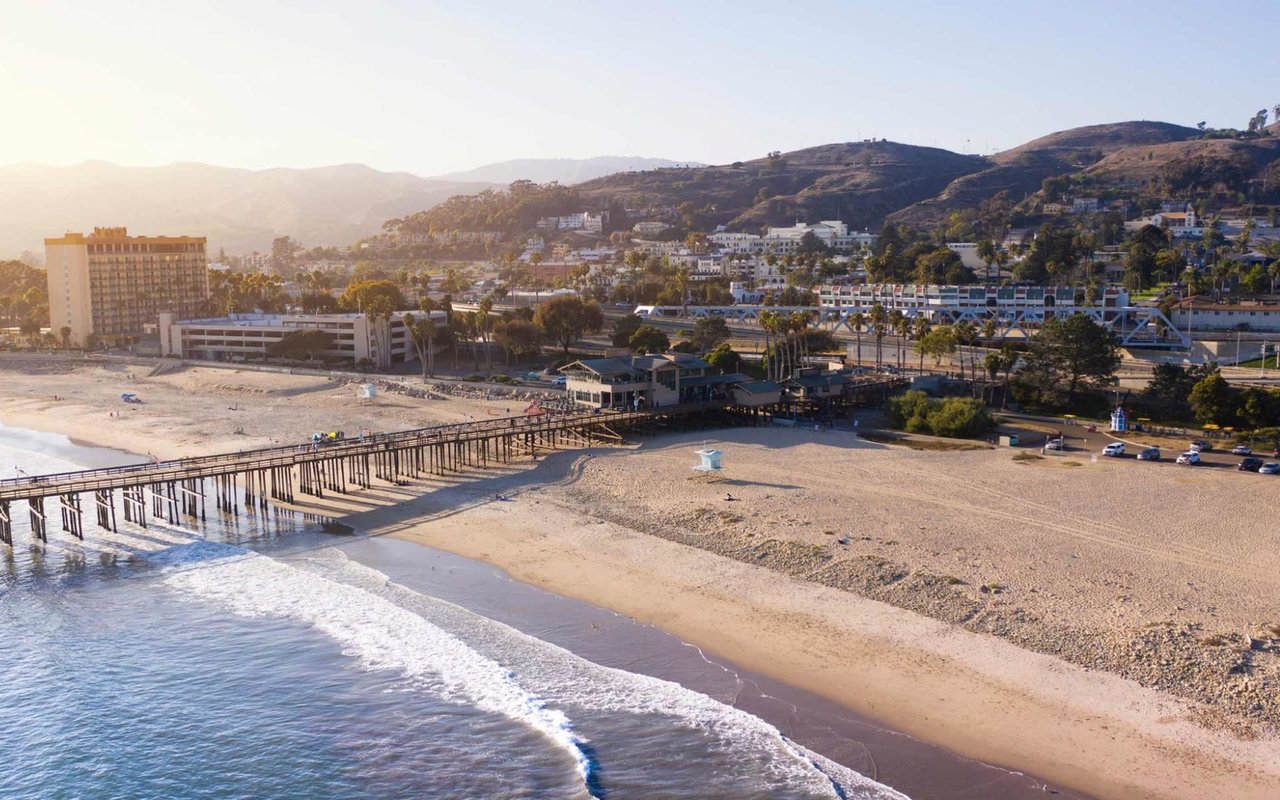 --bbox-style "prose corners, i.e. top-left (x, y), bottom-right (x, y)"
top-left (887, 391), bottom-right (993, 439)
top-left (886, 390), bottom-right (931, 429)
